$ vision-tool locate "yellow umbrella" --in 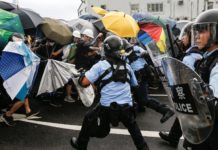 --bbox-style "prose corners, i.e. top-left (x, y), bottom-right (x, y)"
top-left (91, 6), bottom-right (108, 16)
top-left (101, 11), bottom-right (139, 37)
